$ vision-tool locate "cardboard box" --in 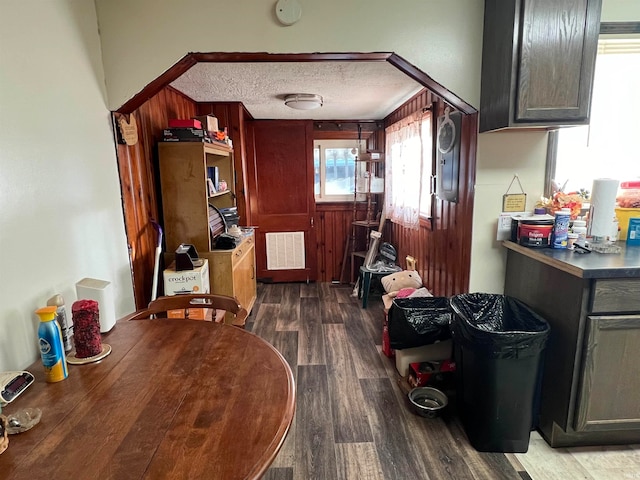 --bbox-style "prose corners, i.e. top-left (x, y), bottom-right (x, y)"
top-left (163, 260), bottom-right (210, 295)
top-left (163, 260), bottom-right (210, 319)
top-left (193, 115), bottom-right (219, 133)
top-left (395, 340), bottom-right (453, 376)
top-left (167, 307), bottom-right (209, 320)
